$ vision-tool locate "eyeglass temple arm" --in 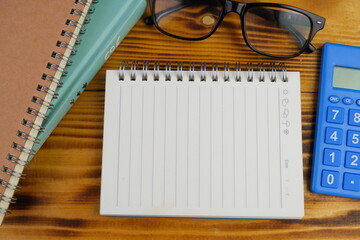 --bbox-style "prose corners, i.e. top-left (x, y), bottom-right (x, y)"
top-left (144, 2), bottom-right (316, 53)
